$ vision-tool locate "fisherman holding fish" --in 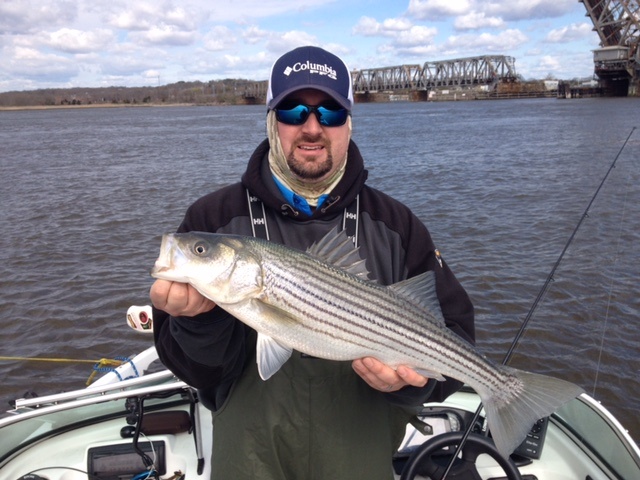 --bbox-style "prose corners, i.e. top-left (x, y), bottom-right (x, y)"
top-left (150, 46), bottom-right (476, 479)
